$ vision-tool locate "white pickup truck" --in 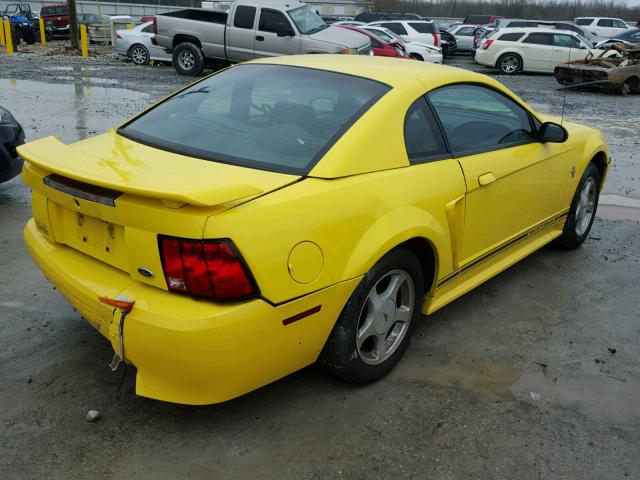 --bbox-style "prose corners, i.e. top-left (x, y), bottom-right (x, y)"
top-left (154, 0), bottom-right (371, 75)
